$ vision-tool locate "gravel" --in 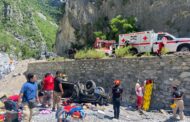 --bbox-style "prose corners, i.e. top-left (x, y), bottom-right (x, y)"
top-left (31, 105), bottom-right (190, 122)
